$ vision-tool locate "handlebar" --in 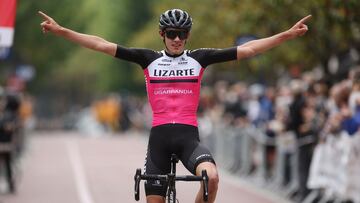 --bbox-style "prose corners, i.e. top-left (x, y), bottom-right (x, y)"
top-left (134, 168), bottom-right (209, 202)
